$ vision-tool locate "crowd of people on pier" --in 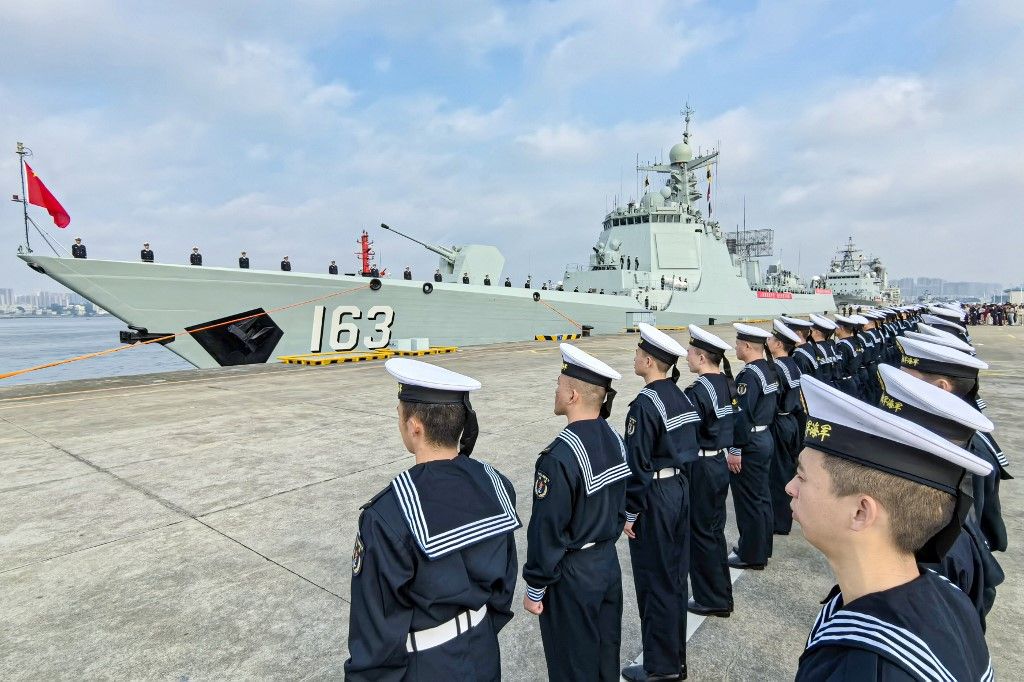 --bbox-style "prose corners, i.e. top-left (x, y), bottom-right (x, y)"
top-left (343, 302), bottom-right (1007, 681)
